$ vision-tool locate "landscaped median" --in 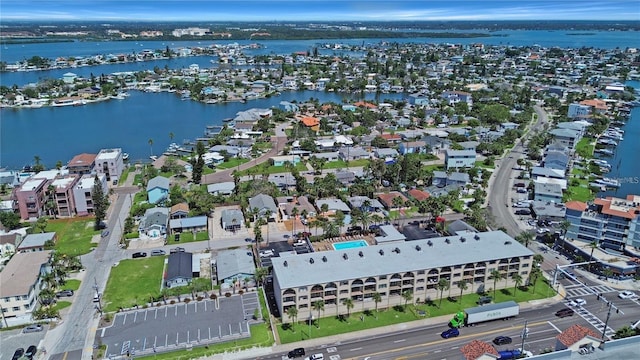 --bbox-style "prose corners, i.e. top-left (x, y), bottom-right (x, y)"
top-left (277, 279), bottom-right (556, 344)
